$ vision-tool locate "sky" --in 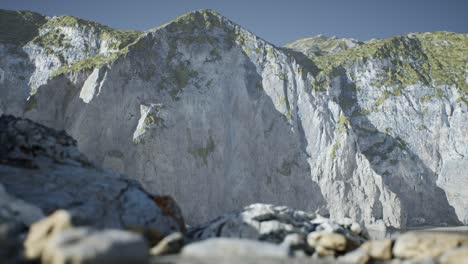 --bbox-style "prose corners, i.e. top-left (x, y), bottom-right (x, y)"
top-left (1, 0), bottom-right (467, 46)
